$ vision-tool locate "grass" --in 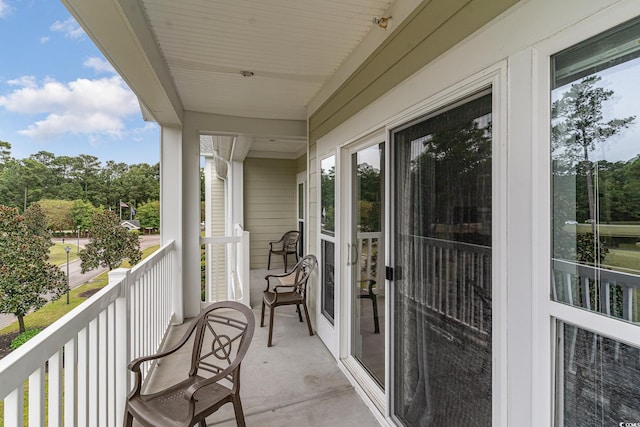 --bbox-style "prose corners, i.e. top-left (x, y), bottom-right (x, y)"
top-left (603, 248), bottom-right (640, 274)
top-left (48, 242), bottom-right (80, 266)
